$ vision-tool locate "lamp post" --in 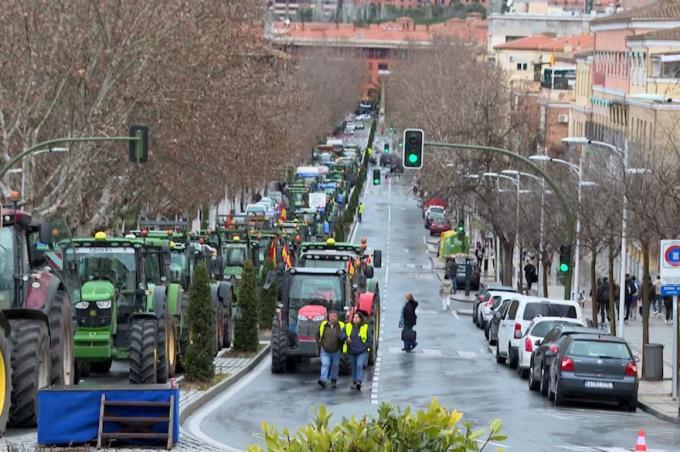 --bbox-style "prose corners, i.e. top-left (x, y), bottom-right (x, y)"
top-left (502, 170), bottom-right (546, 296)
top-left (529, 154), bottom-right (584, 302)
top-left (561, 137), bottom-right (647, 338)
